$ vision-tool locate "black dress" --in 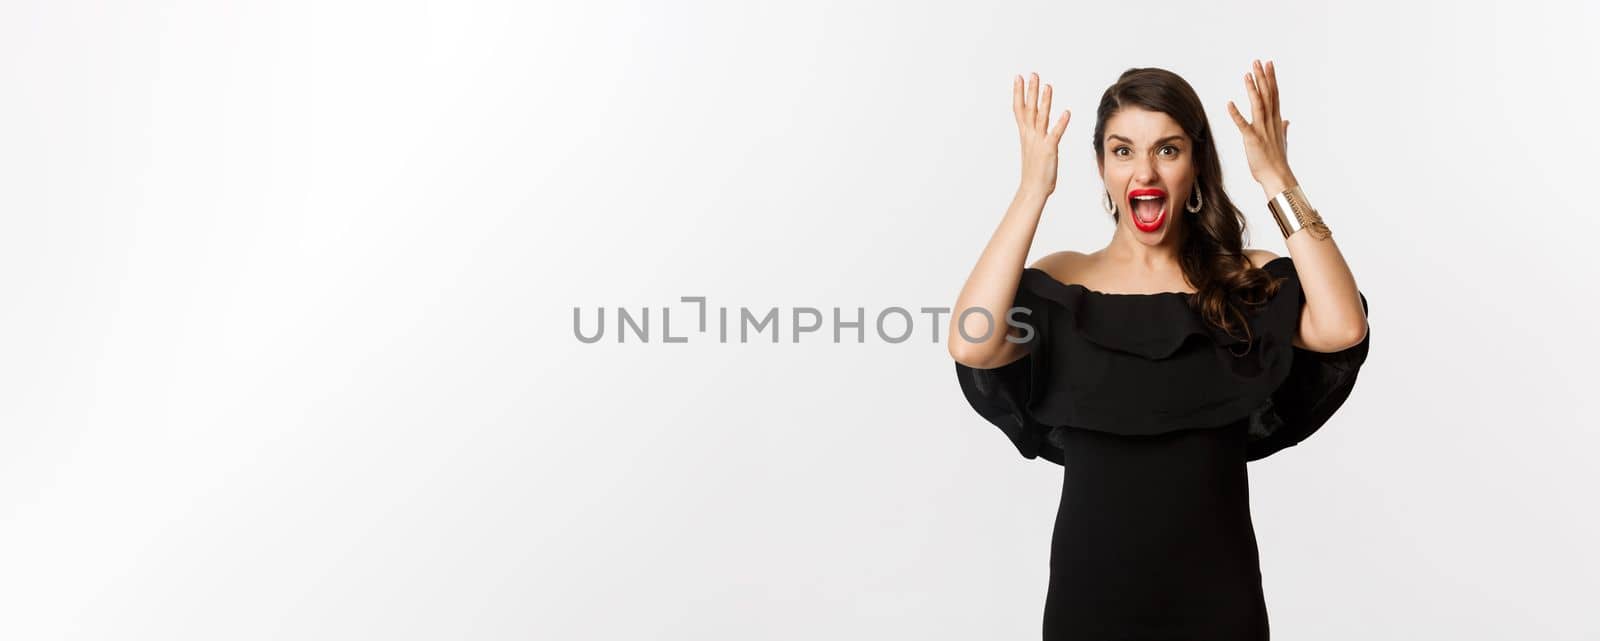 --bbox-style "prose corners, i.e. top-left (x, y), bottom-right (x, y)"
top-left (954, 256), bottom-right (1371, 641)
